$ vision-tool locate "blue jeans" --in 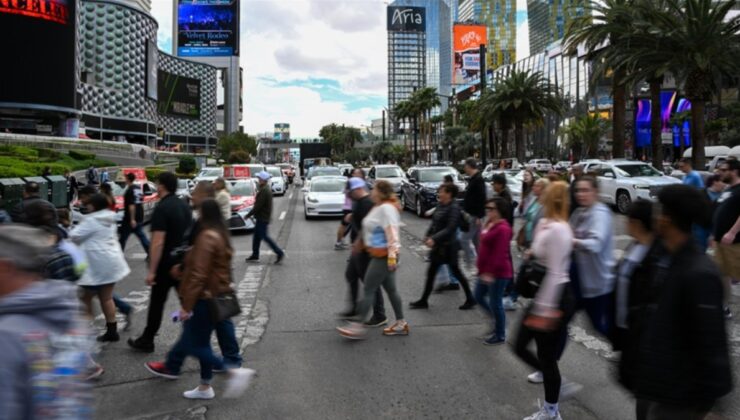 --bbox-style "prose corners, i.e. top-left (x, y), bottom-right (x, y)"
top-left (119, 223), bottom-right (150, 254)
top-left (436, 264), bottom-right (459, 285)
top-left (113, 295), bottom-right (132, 315)
top-left (165, 300), bottom-right (222, 384)
top-left (213, 318), bottom-right (243, 369)
top-left (252, 220), bottom-right (283, 258)
top-left (474, 278), bottom-right (511, 339)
